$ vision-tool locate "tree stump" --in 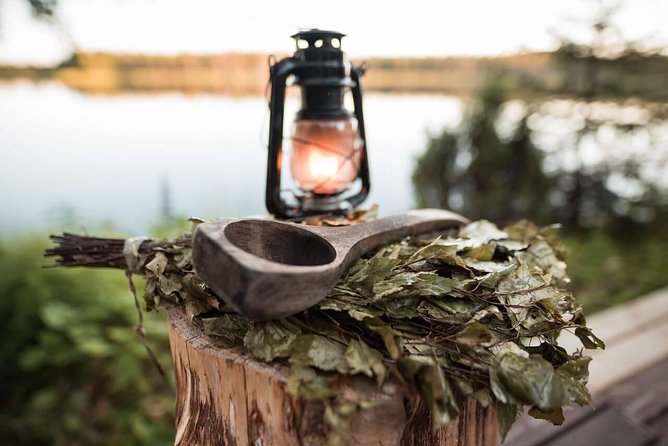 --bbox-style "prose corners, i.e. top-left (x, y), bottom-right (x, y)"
top-left (167, 307), bottom-right (500, 446)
